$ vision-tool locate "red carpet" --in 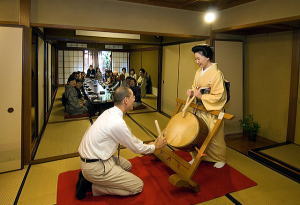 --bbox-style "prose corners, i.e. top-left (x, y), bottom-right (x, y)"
top-left (57, 152), bottom-right (257, 205)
